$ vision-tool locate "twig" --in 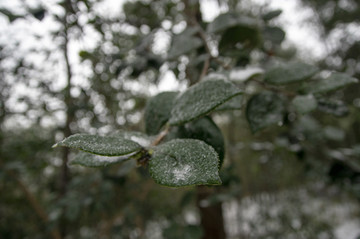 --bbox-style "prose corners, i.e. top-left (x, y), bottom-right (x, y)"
top-left (151, 125), bottom-right (170, 146)
top-left (199, 56), bottom-right (210, 80)
top-left (8, 171), bottom-right (62, 239)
